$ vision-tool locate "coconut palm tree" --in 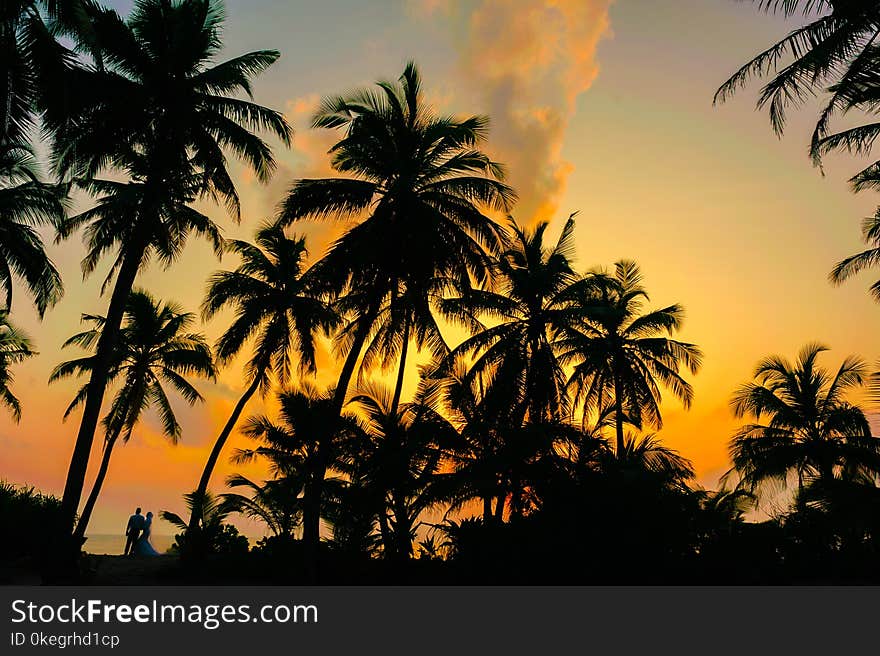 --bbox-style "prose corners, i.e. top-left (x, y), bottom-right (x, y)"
top-left (560, 260), bottom-right (702, 457)
top-left (50, 290), bottom-right (215, 539)
top-left (347, 382), bottom-right (457, 560)
top-left (236, 384), bottom-right (360, 553)
top-left (714, 1), bottom-right (880, 137)
top-left (277, 61), bottom-right (514, 425)
top-left (51, 0), bottom-right (291, 531)
top-left (161, 490), bottom-right (248, 557)
top-left (1, 0), bottom-right (44, 142)
top-left (830, 211), bottom-right (880, 299)
top-left (0, 309), bottom-right (33, 420)
top-left (422, 363), bottom-right (507, 523)
top-left (440, 215), bottom-right (580, 427)
top-left (190, 224), bottom-right (339, 535)
top-left (1, 0), bottom-right (109, 141)
top-left (221, 475), bottom-right (303, 542)
top-left (727, 343), bottom-right (880, 507)
top-left (610, 432), bottom-right (696, 489)
top-left (2, 0), bottom-right (56, 140)
top-left (0, 139), bottom-right (64, 316)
